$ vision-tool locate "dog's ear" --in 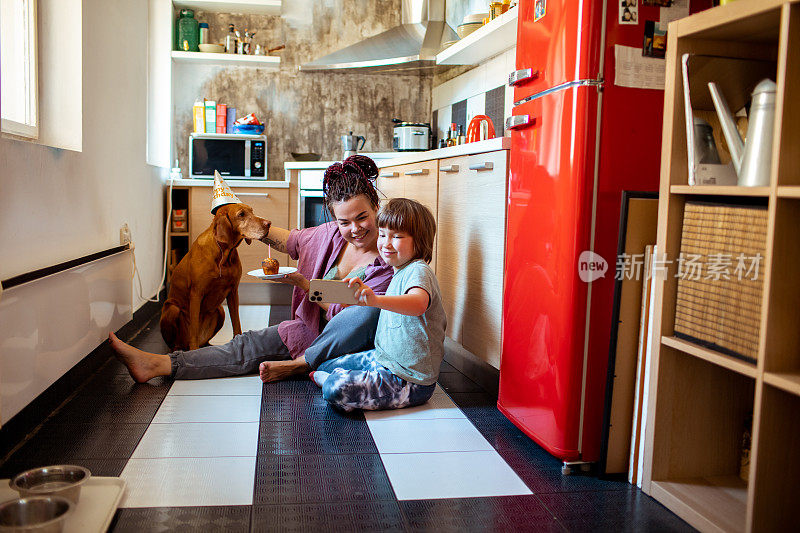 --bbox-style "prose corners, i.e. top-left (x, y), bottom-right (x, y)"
top-left (245, 238), bottom-right (252, 245)
top-left (213, 207), bottom-right (235, 246)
